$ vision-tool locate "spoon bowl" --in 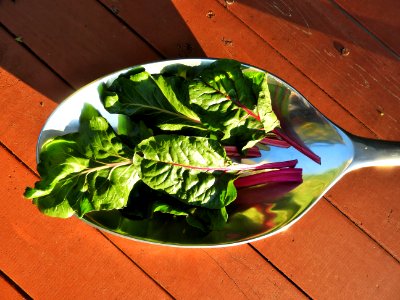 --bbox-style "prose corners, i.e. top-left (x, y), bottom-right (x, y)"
top-left (38, 59), bottom-right (400, 247)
